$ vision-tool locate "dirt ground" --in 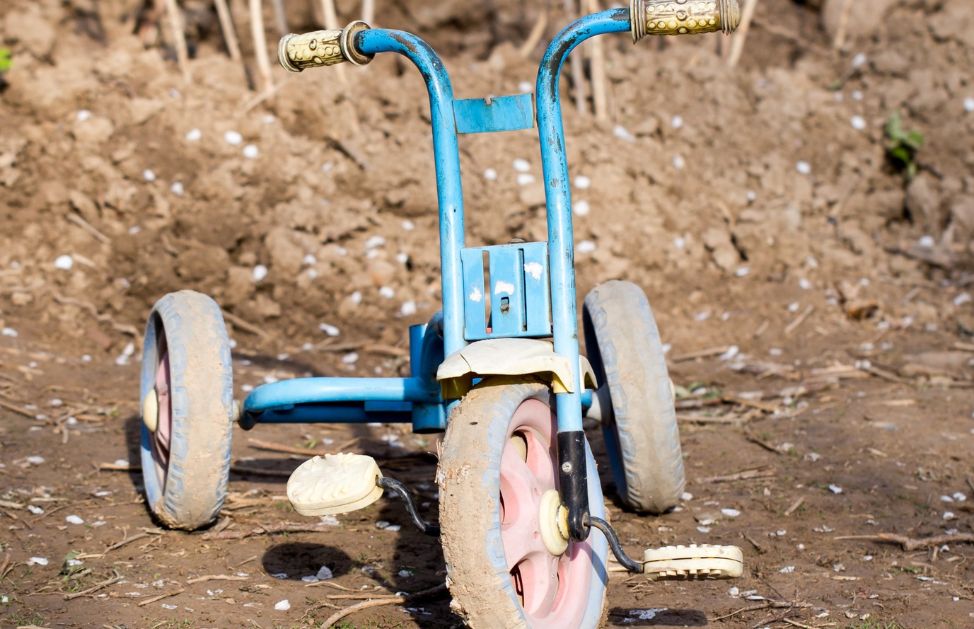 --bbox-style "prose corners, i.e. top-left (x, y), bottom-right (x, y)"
top-left (2, 0), bottom-right (974, 626)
